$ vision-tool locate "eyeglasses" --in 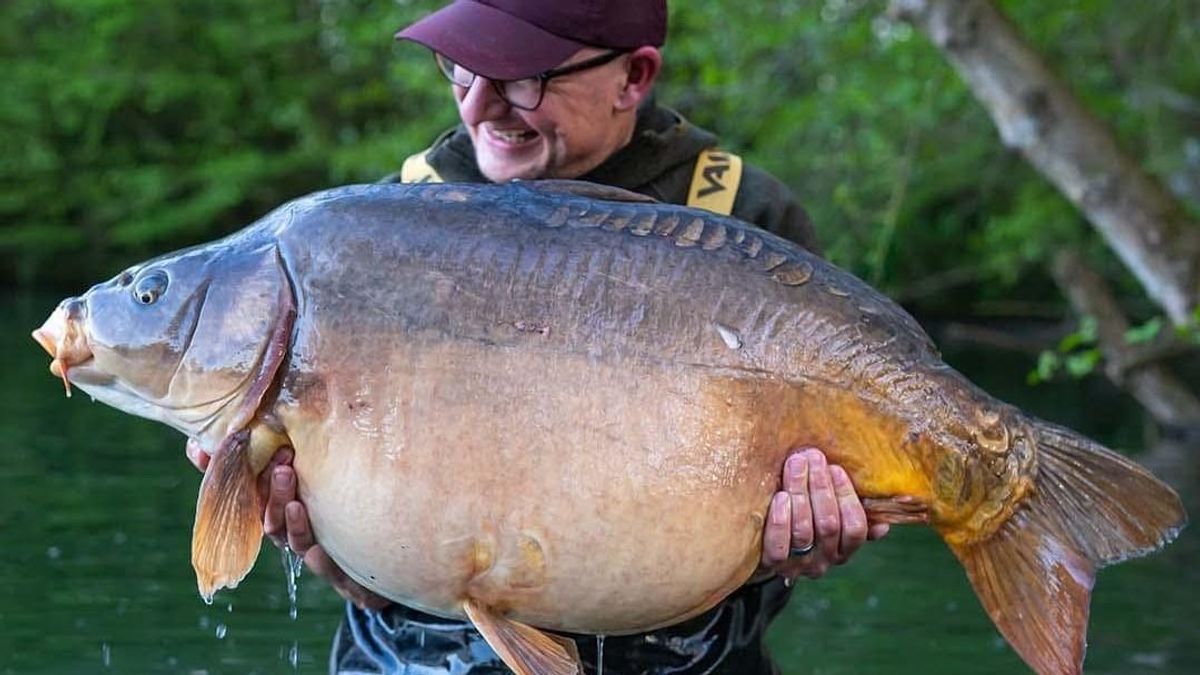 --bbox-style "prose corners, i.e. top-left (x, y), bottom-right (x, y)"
top-left (434, 50), bottom-right (627, 111)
